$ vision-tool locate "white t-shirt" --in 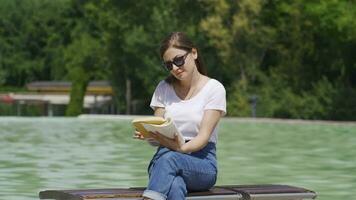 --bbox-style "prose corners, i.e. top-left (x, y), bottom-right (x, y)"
top-left (150, 78), bottom-right (226, 143)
